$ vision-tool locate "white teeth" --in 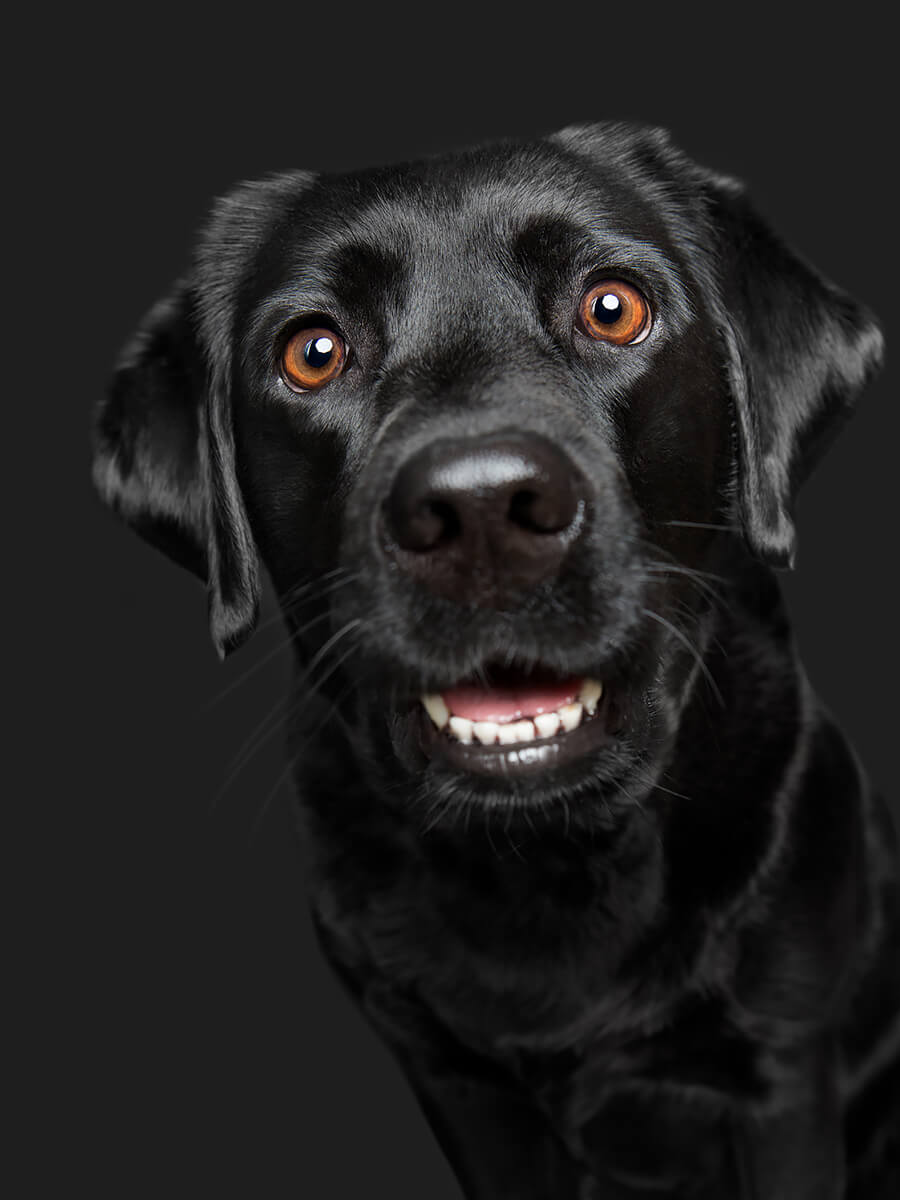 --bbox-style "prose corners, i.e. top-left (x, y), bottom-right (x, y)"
top-left (577, 678), bottom-right (603, 716)
top-left (533, 711), bottom-right (561, 739)
top-left (497, 720), bottom-right (535, 744)
top-left (474, 719), bottom-right (541, 745)
top-left (448, 716), bottom-right (474, 743)
top-left (421, 693), bottom-right (450, 729)
top-left (423, 680), bottom-right (602, 746)
top-left (558, 702), bottom-right (584, 733)
top-left (472, 720), bottom-right (500, 745)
